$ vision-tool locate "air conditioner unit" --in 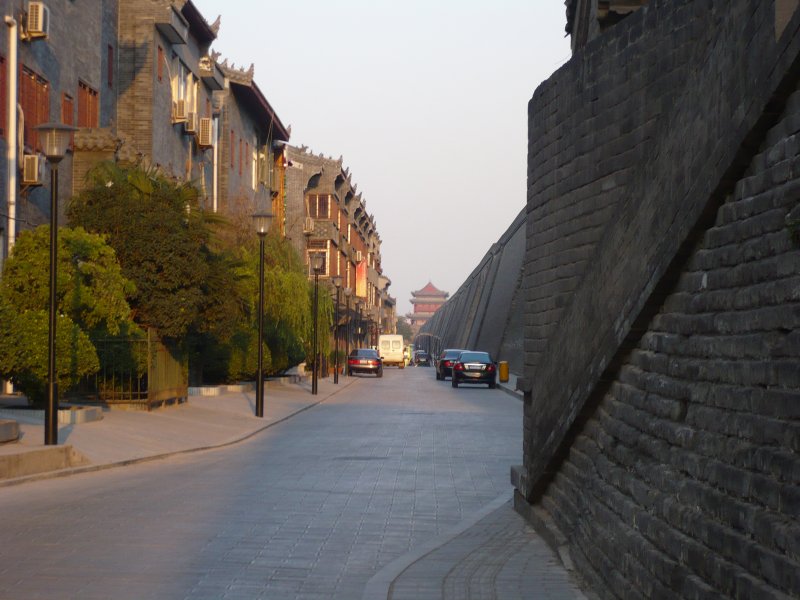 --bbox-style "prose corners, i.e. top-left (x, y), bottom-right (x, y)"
top-left (22, 154), bottom-right (42, 185)
top-left (25, 1), bottom-right (49, 39)
top-left (355, 250), bottom-right (363, 263)
top-left (184, 111), bottom-right (197, 134)
top-left (172, 99), bottom-right (187, 123)
top-left (303, 216), bottom-right (314, 235)
top-left (197, 118), bottom-right (213, 148)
